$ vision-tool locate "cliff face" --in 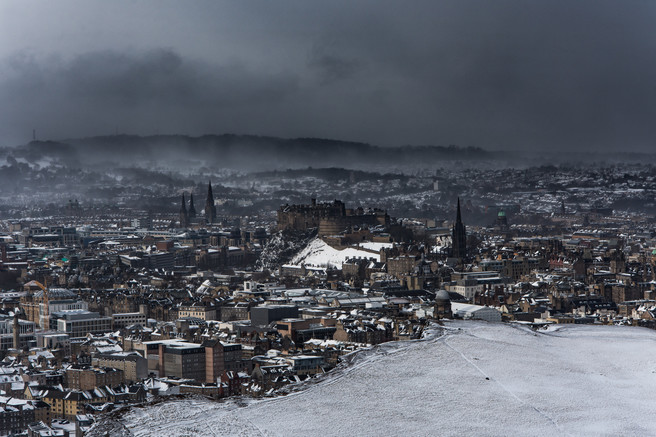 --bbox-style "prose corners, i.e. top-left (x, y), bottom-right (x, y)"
top-left (255, 228), bottom-right (317, 271)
